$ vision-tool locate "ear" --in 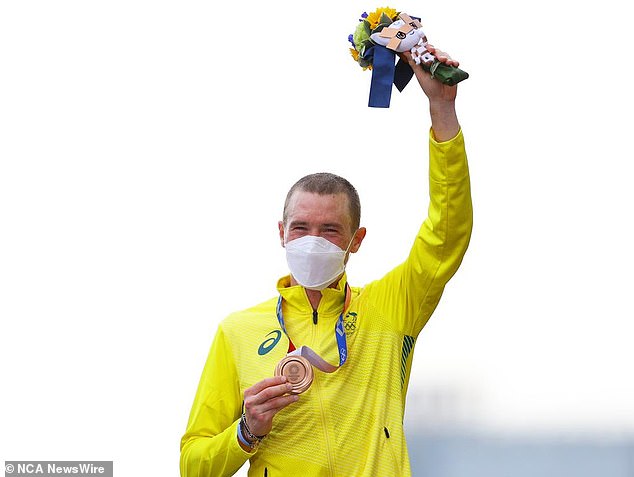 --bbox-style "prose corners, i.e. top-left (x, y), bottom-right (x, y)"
top-left (278, 221), bottom-right (285, 247)
top-left (349, 227), bottom-right (367, 253)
